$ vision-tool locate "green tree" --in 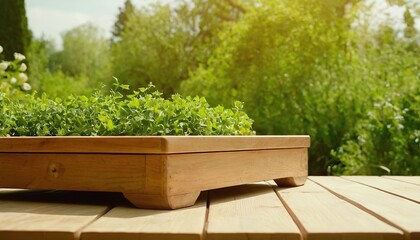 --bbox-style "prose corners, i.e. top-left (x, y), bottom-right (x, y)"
top-left (330, 4), bottom-right (420, 175)
top-left (112, 0), bottom-right (249, 96)
top-left (25, 25), bottom-right (111, 98)
top-left (112, 0), bottom-right (135, 43)
top-left (0, 0), bottom-right (30, 59)
top-left (181, 0), bottom-right (364, 174)
top-left (112, 4), bottom-right (188, 95)
top-left (57, 23), bottom-right (111, 84)
top-left (404, 8), bottom-right (417, 38)
top-left (25, 35), bottom-right (97, 98)
top-left (182, 0), bottom-right (420, 175)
